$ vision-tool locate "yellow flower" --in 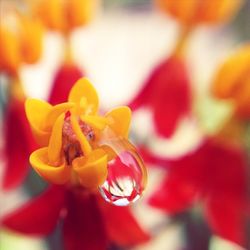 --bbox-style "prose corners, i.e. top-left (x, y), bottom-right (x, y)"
top-left (33, 0), bottom-right (96, 33)
top-left (212, 44), bottom-right (250, 118)
top-left (0, 13), bottom-right (43, 75)
top-left (155, 0), bottom-right (243, 26)
top-left (25, 78), bottom-right (132, 189)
